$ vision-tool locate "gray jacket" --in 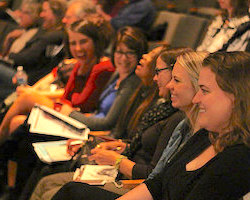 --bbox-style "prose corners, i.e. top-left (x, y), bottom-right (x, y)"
top-left (69, 71), bottom-right (140, 130)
